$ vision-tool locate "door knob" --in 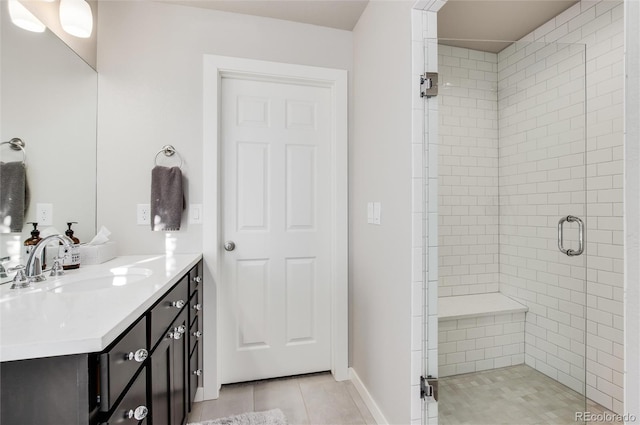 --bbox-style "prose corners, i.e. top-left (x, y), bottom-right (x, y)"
top-left (224, 241), bottom-right (236, 251)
